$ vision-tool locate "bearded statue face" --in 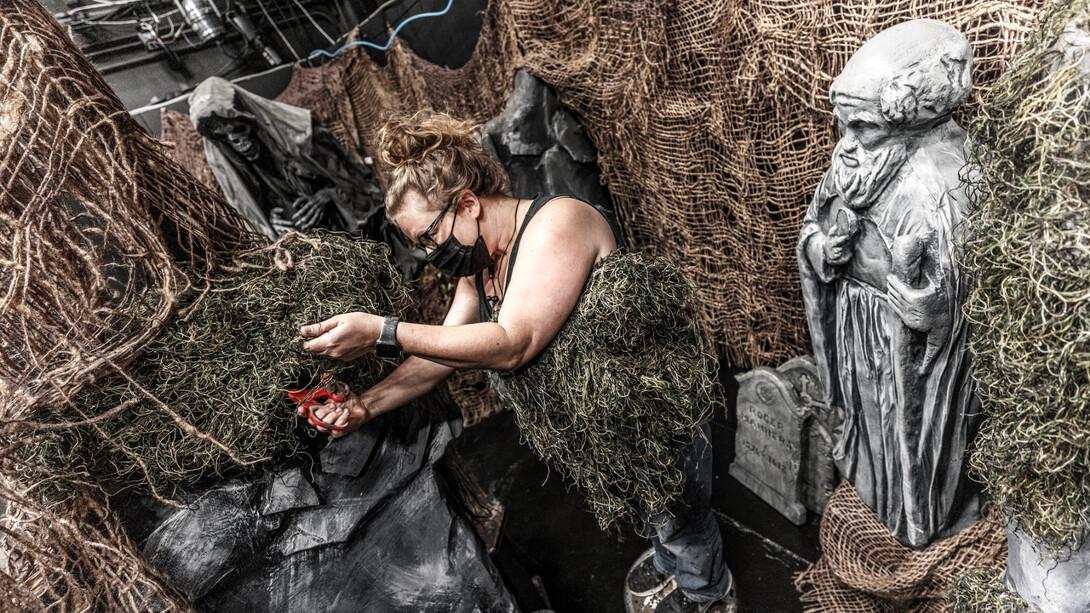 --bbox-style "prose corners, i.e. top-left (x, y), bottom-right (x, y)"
top-left (206, 117), bottom-right (262, 162)
top-left (829, 96), bottom-right (909, 210)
